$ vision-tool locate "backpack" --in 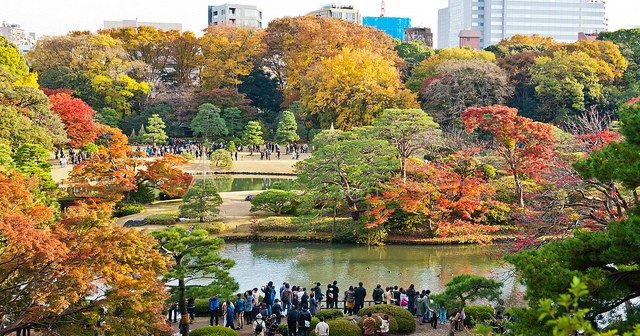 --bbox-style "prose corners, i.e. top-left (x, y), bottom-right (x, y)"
top-left (255, 320), bottom-right (263, 333)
